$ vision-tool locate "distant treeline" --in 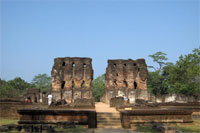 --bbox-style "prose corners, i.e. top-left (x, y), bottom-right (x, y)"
top-left (0, 47), bottom-right (199, 100)
top-left (0, 74), bottom-right (51, 98)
